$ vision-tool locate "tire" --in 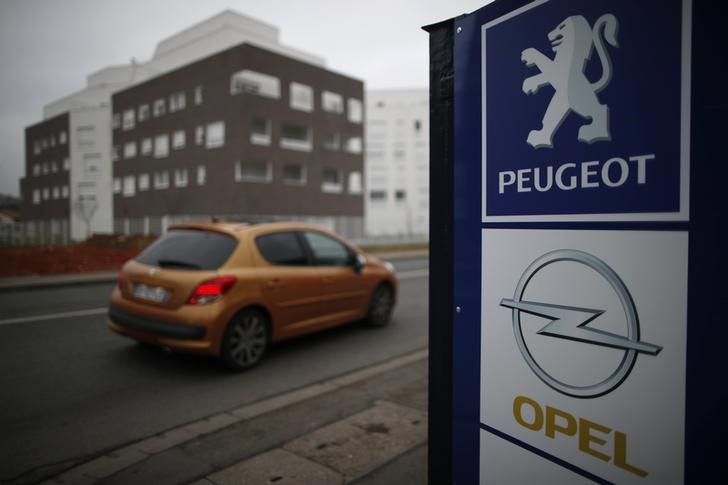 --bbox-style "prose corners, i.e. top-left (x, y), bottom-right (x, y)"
top-left (221, 309), bottom-right (270, 371)
top-left (366, 284), bottom-right (394, 327)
